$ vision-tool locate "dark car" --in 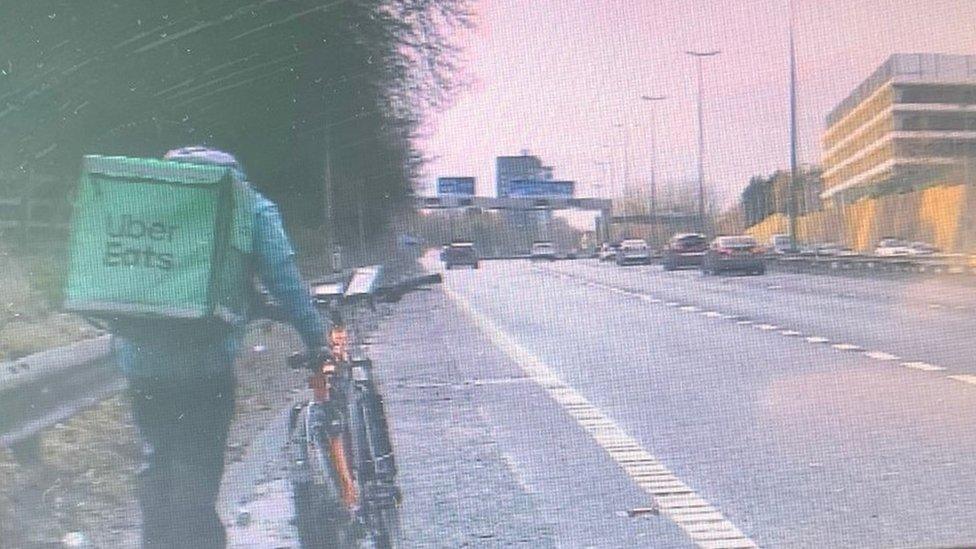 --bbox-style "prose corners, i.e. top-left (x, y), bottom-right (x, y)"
top-left (702, 235), bottom-right (765, 275)
top-left (442, 242), bottom-right (479, 269)
top-left (662, 233), bottom-right (708, 270)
